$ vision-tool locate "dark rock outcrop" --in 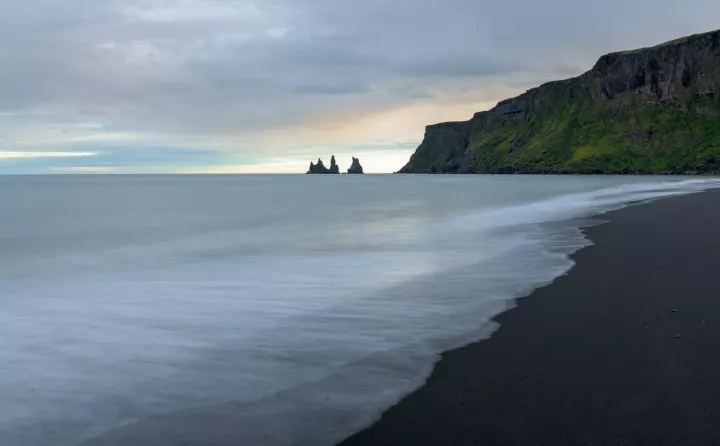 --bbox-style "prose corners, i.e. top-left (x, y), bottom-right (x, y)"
top-left (399, 29), bottom-right (720, 174)
top-left (347, 157), bottom-right (364, 174)
top-left (329, 155), bottom-right (340, 174)
top-left (307, 158), bottom-right (327, 174)
top-left (494, 98), bottom-right (527, 115)
top-left (307, 156), bottom-right (340, 174)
